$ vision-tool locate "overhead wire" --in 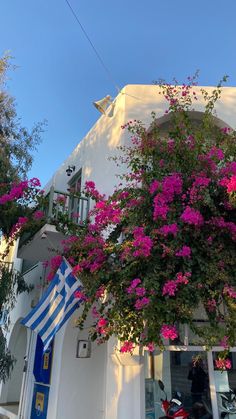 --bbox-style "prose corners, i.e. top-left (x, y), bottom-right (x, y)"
top-left (64, 0), bottom-right (142, 102)
top-left (64, 0), bottom-right (120, 93)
